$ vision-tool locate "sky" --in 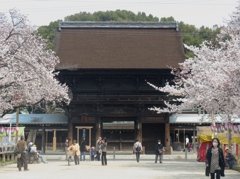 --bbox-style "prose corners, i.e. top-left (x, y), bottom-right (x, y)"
top-left (0, 0), bottom-right (239, 28)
